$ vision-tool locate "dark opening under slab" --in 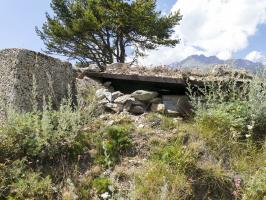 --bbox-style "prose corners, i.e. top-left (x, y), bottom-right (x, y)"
top-left (104, 78), bottom-right (187, 94)
top-left (85, 72), bottom-right (188, 95)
